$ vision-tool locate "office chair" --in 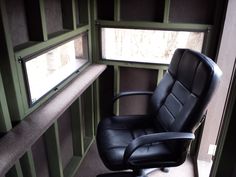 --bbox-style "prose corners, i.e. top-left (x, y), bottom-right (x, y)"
top-left (96, 49), bottom-right (222, 177)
